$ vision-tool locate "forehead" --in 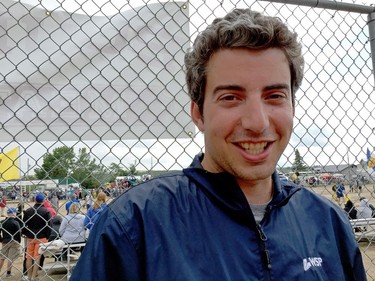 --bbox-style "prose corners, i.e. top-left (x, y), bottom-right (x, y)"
top-left (206, 48), bottom-right (291, 89)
